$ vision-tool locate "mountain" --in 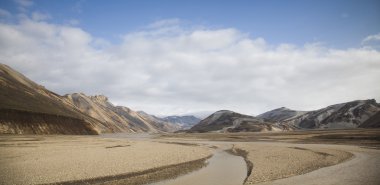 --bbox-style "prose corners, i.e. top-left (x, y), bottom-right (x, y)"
top-left (136, 111), bottom-right (182, 132)
top-left (2, 63), bottom-right (378, 134)
top-left (161, 115), bottom-right (201, 129)
top-left (0, 64), bottom-right (178, 134)
top-left (189, 110), bottom-right (291, 133)
top-left (282, 99), bottom-right (380, 129)
top-left (64, 93), bottom-right (180, 133)
top-left (191, 99), bottom-right (380, 133)
top-left (257, 107), bottom-right (307, 122)
top-left (0, 64), bottom-right (98, 134)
